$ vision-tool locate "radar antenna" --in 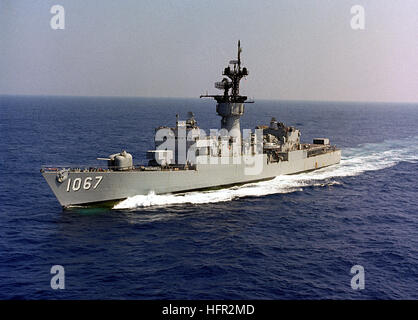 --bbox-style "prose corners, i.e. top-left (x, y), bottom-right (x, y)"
top-left (200, 40), bottom-right (249, 103)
